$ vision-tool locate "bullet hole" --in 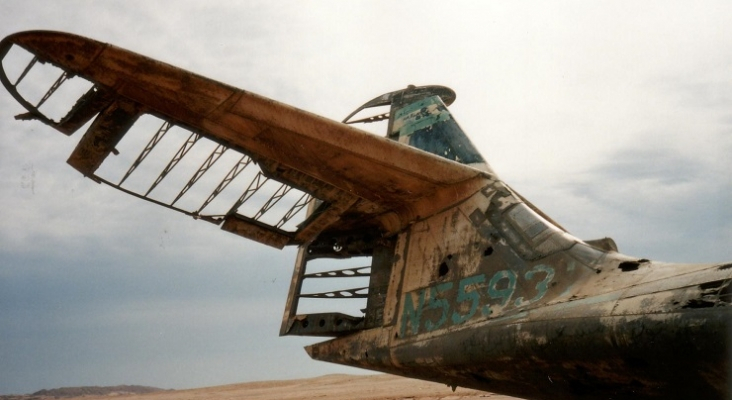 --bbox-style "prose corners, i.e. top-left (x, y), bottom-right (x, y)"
top-left (335, 318), bottom-right (343, 326)
top-left (619, 261), bottom-right (640, 272)
top-left (682, 298), bottom-right (716, 309)
top-left (302, 319), bottom-right (309, 328)
top-left (696, 280), bottom-right (732, 306)
top-left (439, 262), bottom-right (449, 277)
top-left (483, 246), bottom-right (494, 257)
top-left (319, 319), bottom-right (326, 327)
top-left (720, 283), bottom-right (732, 305)
top-left (700, 280), bottom-right (726, 291)
top-left (438, 254), bottom-right (453, 277)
